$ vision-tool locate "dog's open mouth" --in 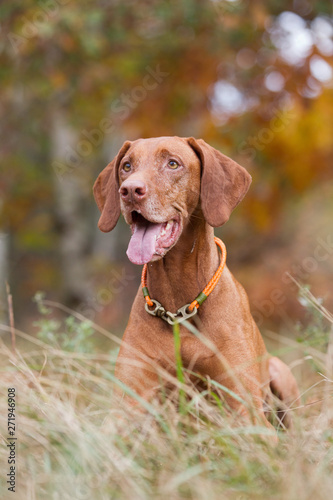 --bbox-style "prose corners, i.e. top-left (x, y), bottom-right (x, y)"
top-left (126, 211), bottom-right (180, 265)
